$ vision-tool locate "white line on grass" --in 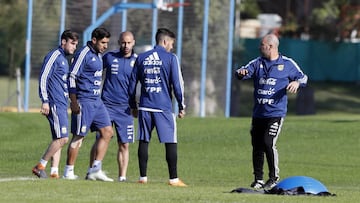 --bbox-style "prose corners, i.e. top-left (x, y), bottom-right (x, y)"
top-left (0, 177), bottom-right (37, 182)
